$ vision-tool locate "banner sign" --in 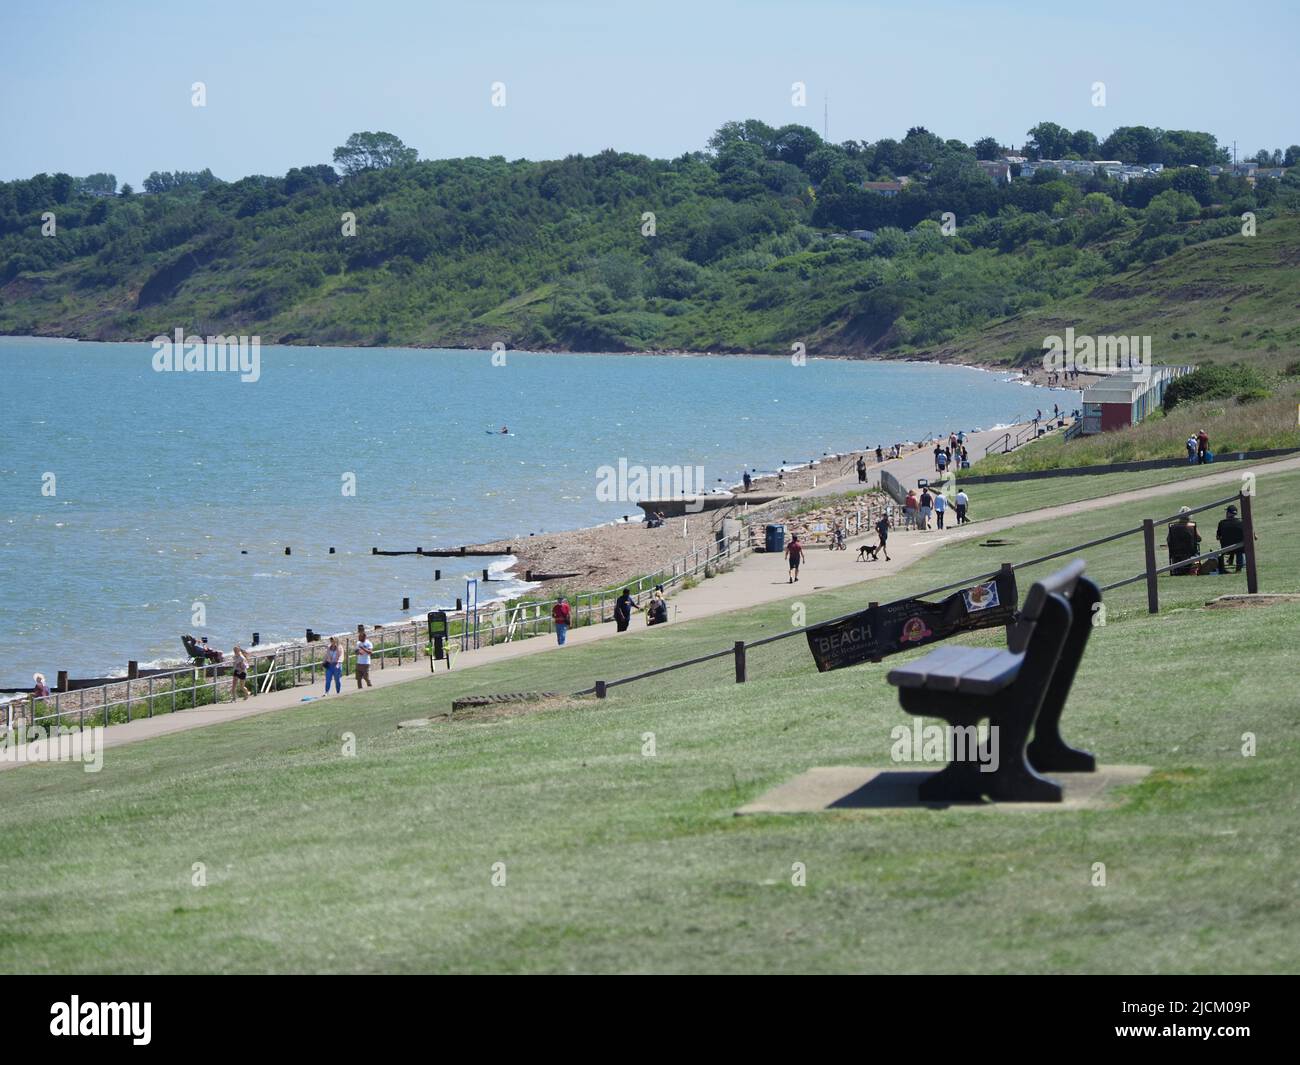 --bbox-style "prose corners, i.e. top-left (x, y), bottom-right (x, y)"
top-left (804, 570), bottom-right (1018, 672)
